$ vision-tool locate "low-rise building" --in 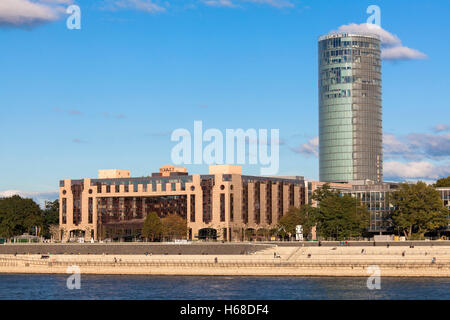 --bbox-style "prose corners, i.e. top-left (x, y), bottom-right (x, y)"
top-left (437, 187), bottom-right (450, 231)
top-left (342, 181), bottom-right (399, 234)
top-left (59, 165), bottom-right (307, 242)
